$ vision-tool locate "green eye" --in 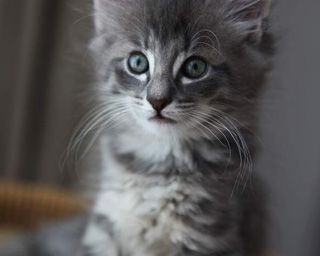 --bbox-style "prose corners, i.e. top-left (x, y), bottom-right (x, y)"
top-left (183, 57), bottom-right (207, 79)
top-left (128, 53), bottom-right (149, 74)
